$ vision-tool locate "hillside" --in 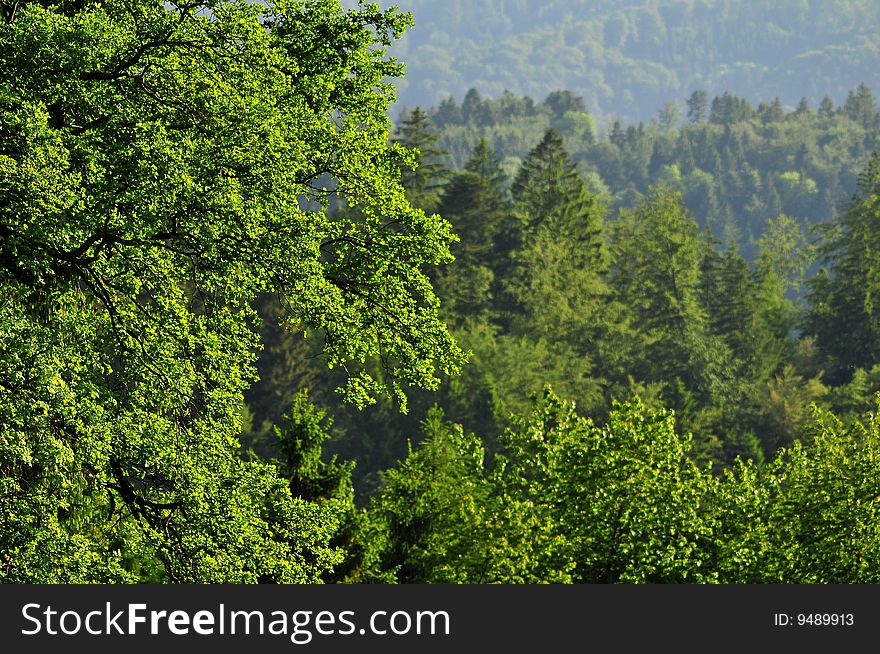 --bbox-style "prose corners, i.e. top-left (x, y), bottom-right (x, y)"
top-left (422, 85), bottom-right (879, 254)
top-left (343, 0), bottom-right (880, 124)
